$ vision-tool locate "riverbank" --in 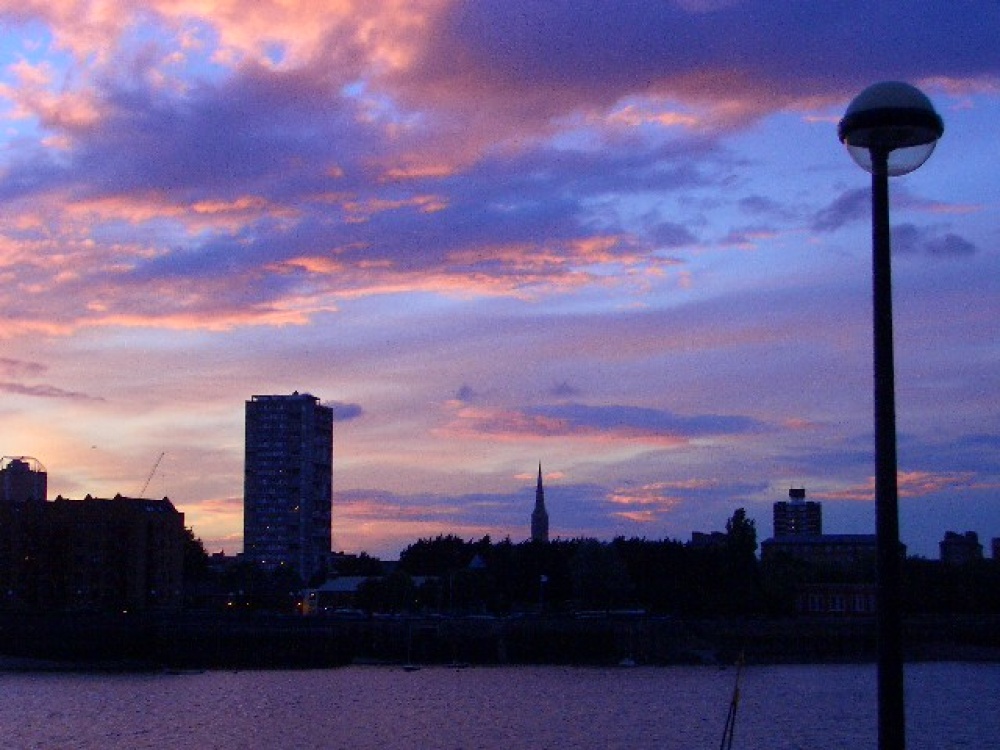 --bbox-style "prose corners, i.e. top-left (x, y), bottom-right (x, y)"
top-left (2, 610), bottom-right (999, 670)
top-left (0, 611), bottom-right (359, 670)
